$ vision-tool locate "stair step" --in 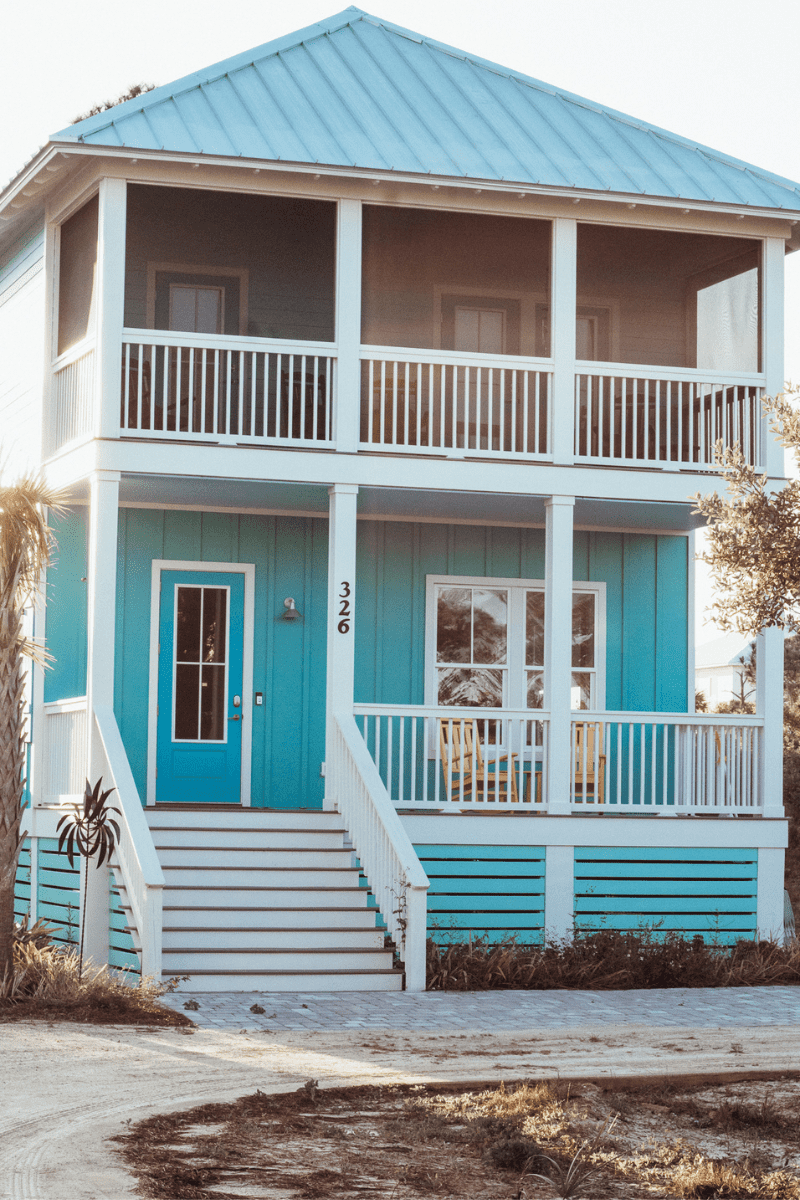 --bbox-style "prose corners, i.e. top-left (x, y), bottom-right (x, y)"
top-left (162, 887), bottom-right (373, 907)
top-left (163, 970), bottom-right (403, 993)
top-left (147, 809), bottom-right (345, 830)
top-left (162, 948), bottom-right (394, 971)
top-left (149, 829), bottom-right (346, 850)
top-left (156, 847), bottom-right (354, 869)
top-left (161, 867), bottom-right (359, 887)
top-left (162, 928), bottom-right (386, 949)
top-left (161, 906), bottom-right (379, 929)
